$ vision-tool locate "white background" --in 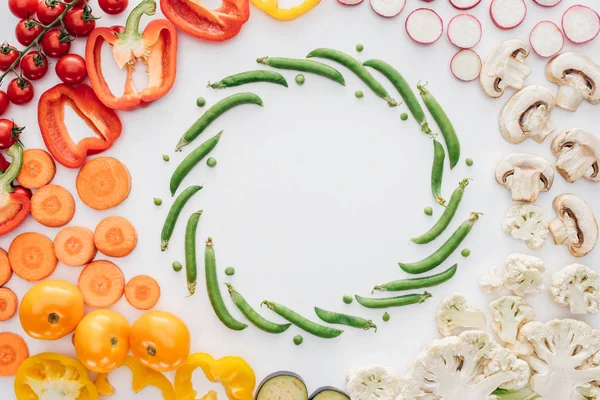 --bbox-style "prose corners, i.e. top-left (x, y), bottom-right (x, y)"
top-left (1, 0), bottom-right (599, 398)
